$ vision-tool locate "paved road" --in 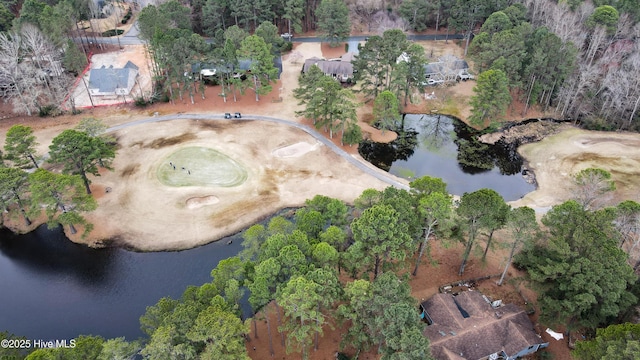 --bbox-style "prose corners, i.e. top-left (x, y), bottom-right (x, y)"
top-left (123, 20), bottom-right (140, 39)
top-left (107, 113), bottom-right (410, 190)
top-left (87, 33), bottom-right (464, 46)
top-left (294, 34), bottom-right (465, 42)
